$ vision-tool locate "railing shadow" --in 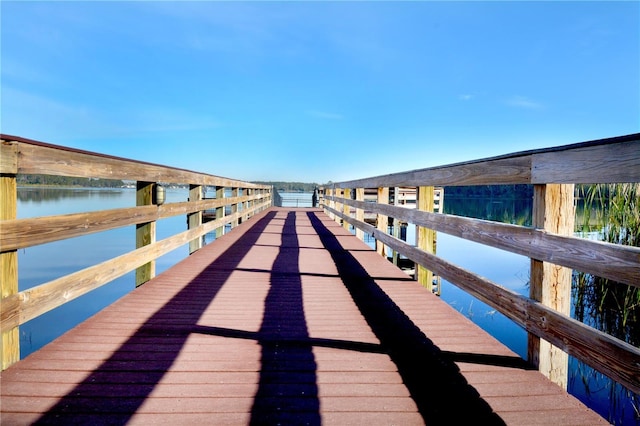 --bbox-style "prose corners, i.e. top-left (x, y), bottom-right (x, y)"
top-left (33, 211), bottom-right (279, 425)
top-left (249, 211), bottom-right (320, 424)
top-left (306, 211), bottom-right (507, 425)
